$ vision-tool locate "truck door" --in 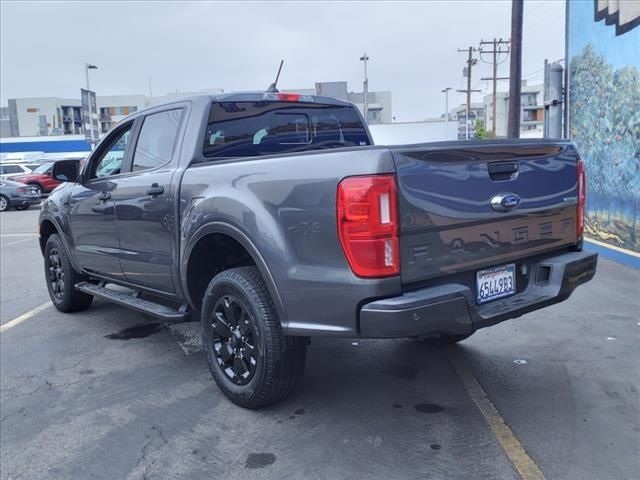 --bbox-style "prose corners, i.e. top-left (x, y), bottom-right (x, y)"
top-left (67, 120), bottom-right (136, 280)
top-left (111, 107), bottom-right (185, 295)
